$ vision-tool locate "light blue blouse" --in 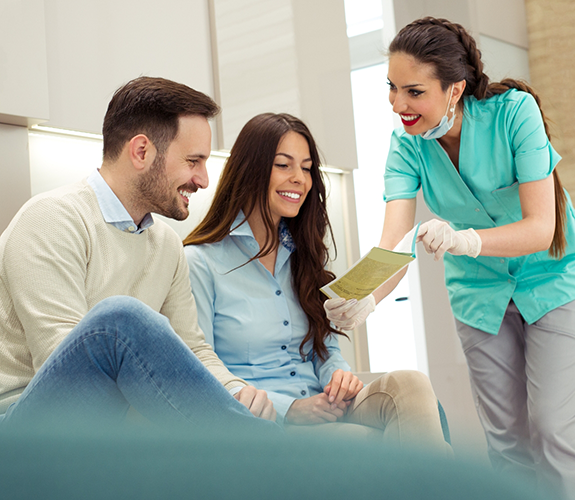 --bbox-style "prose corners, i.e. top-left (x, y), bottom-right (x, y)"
top-left (184, 212), bottom-right (351, 422)
top-left (384, 89), bottom-right (575, 334)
